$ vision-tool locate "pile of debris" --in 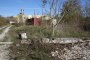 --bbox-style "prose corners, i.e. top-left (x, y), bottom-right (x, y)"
top-left (42, 38), bottom-right (84, 44)
top-left (50, 40), bottom-right (90, 60)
